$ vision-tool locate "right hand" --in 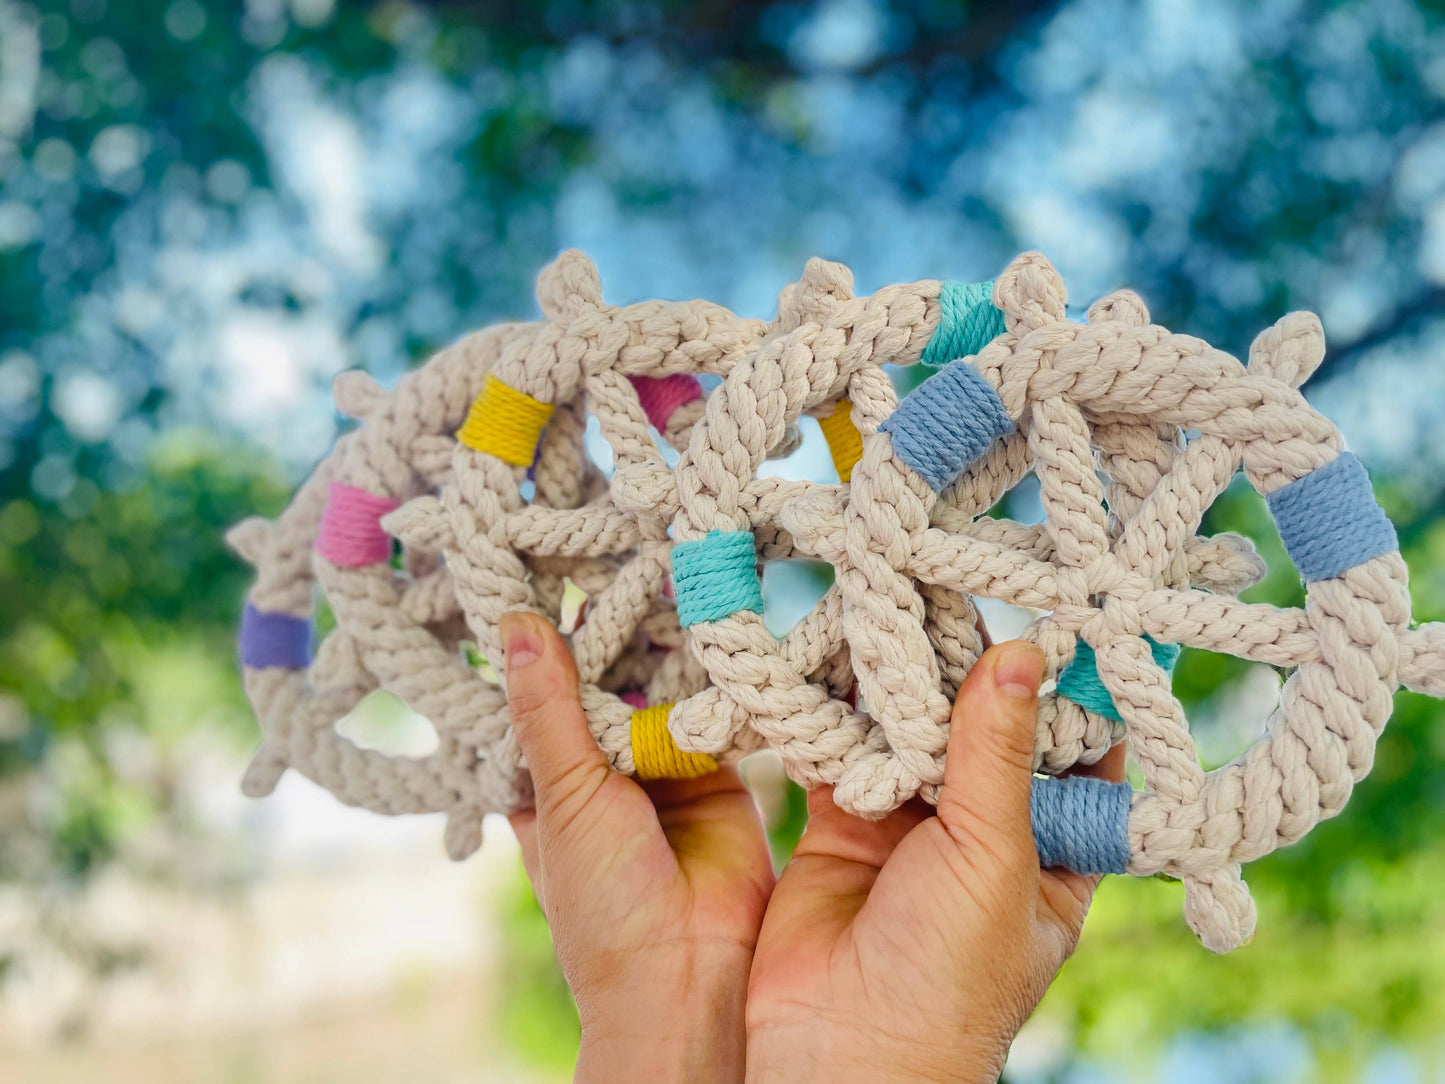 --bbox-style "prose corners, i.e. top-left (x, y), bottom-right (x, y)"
top-left (744, 641), bottom-right (1125, 1082)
